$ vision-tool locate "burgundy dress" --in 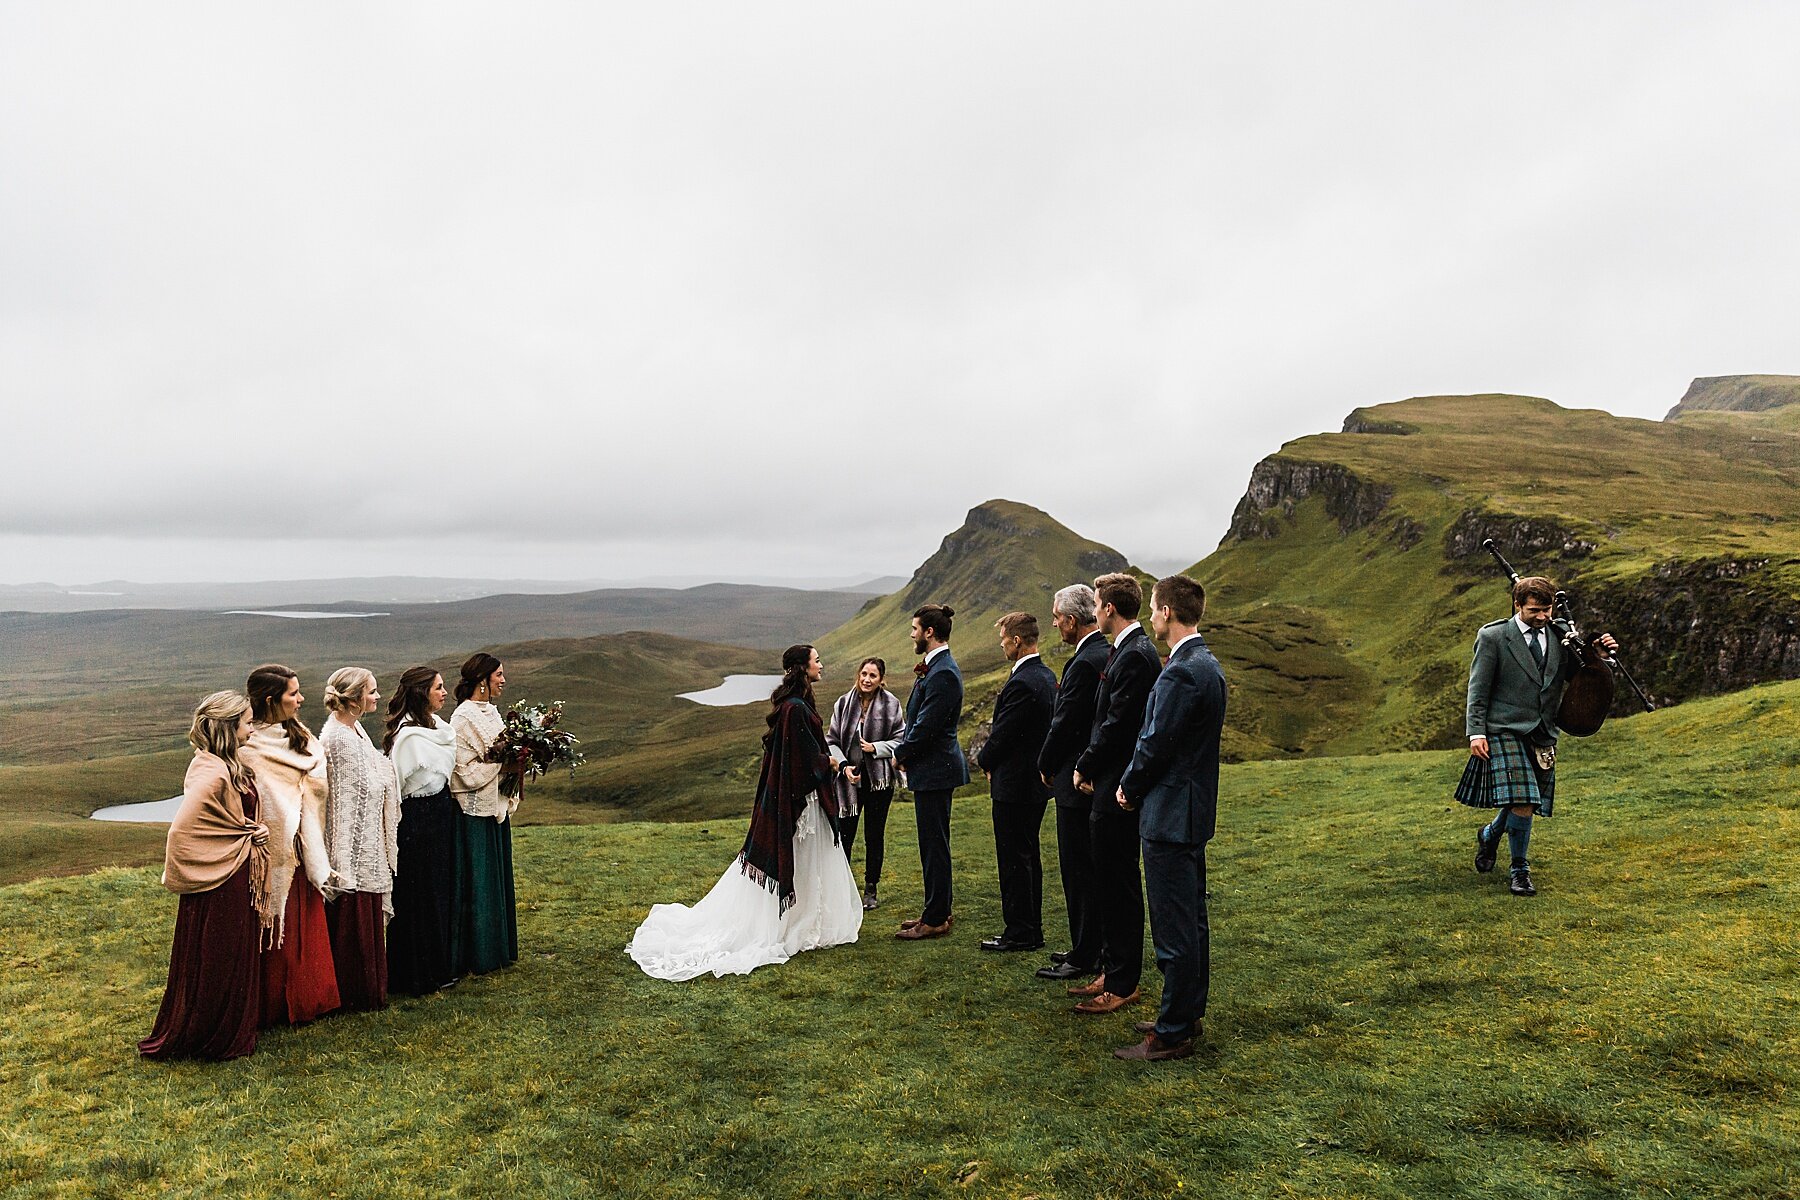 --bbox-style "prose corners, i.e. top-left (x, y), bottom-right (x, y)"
top-left (260, 869), bottom-right (342, 1027)
top-left (326, 892), bottom-right (388, 1011)
top-left (139, 788), bottom-right (264, 1061)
